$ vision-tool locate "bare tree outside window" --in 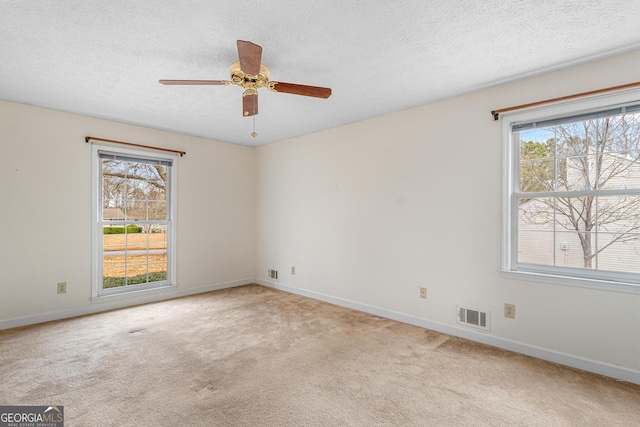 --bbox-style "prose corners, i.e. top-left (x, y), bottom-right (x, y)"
top-left (518, 112), bottom-right (640, 272)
